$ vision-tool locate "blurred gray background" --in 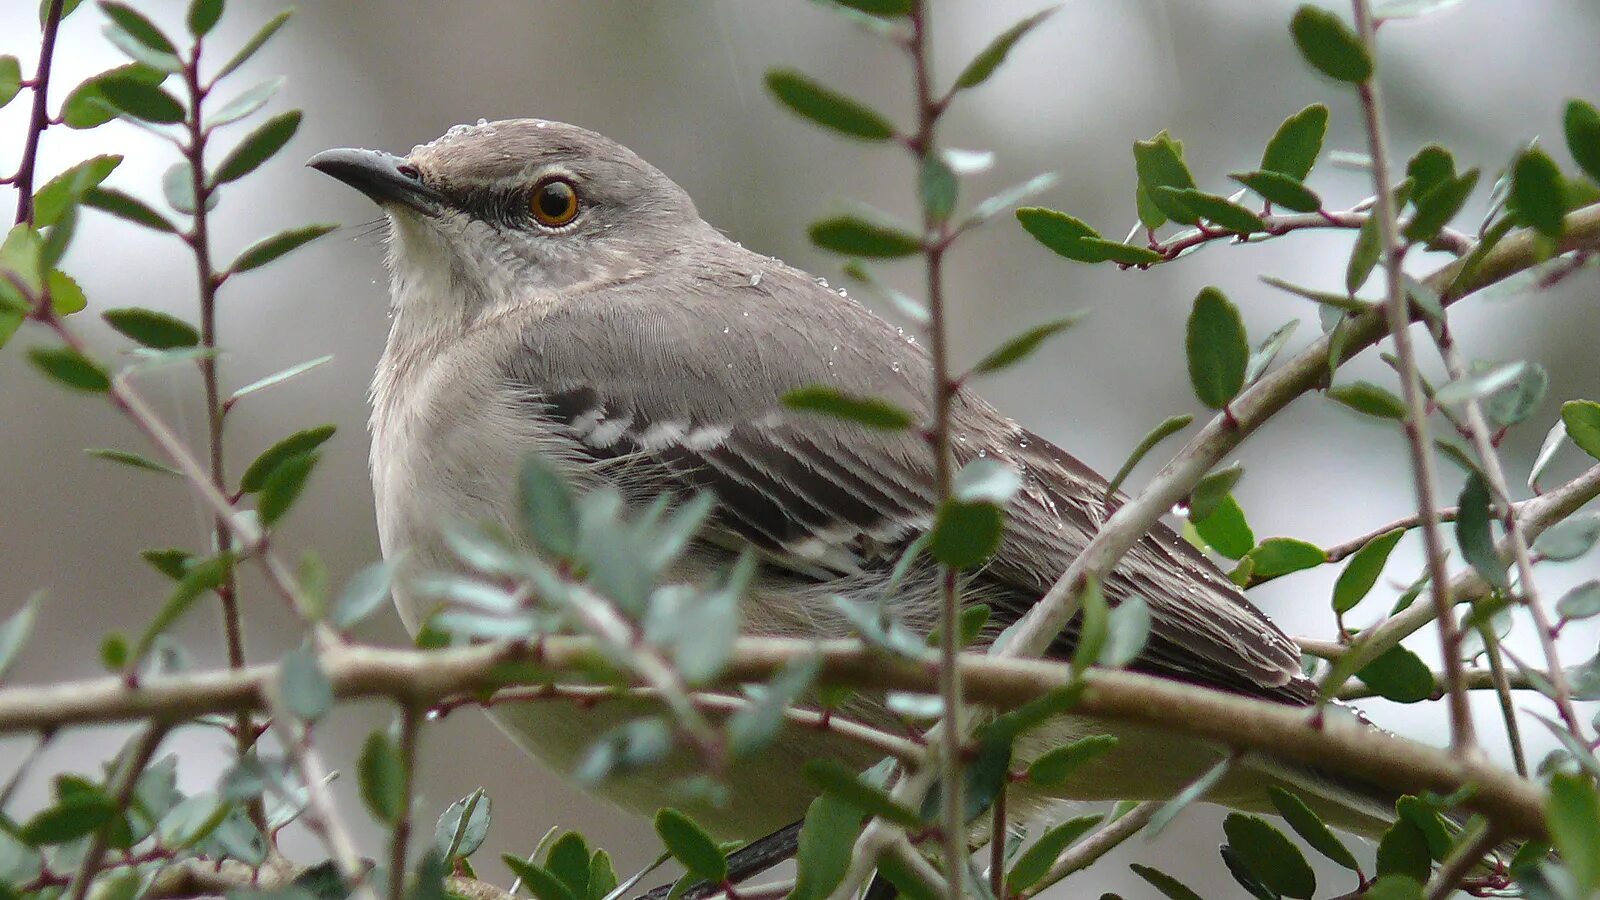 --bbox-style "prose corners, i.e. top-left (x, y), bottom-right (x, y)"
top-left (3, 1), bottom-right (1598, 896)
